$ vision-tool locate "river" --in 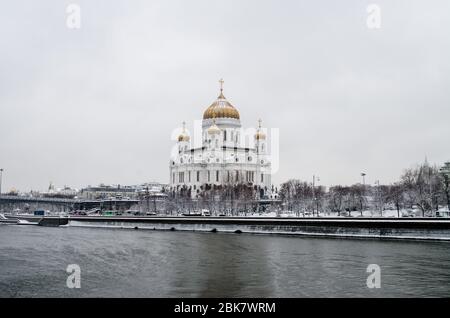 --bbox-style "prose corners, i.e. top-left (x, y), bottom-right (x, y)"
top-left (1, 225), bottom-right (449, 297)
